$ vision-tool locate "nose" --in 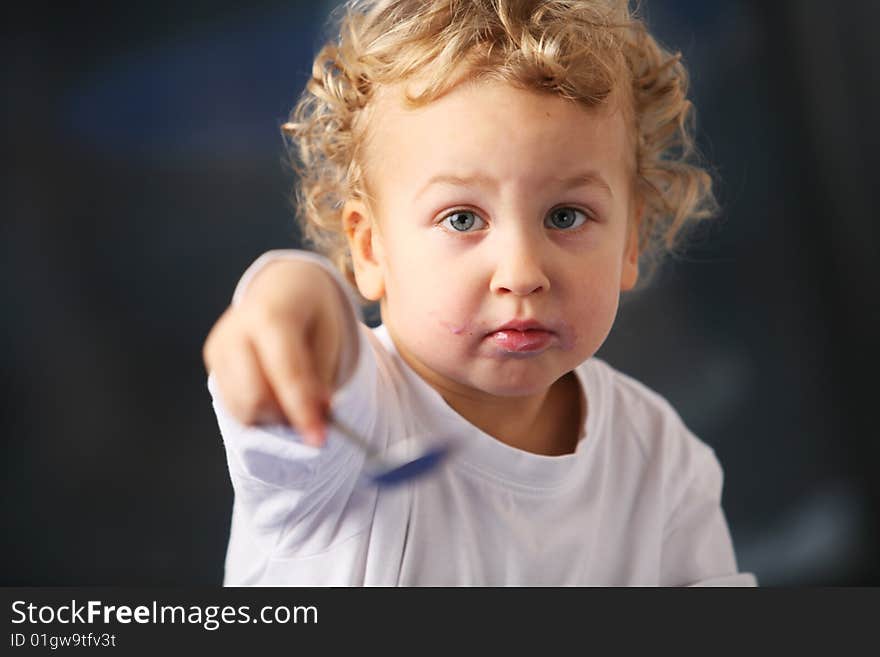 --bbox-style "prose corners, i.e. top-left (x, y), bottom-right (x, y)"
top-left (488, 230), bottom-right (551, 297)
